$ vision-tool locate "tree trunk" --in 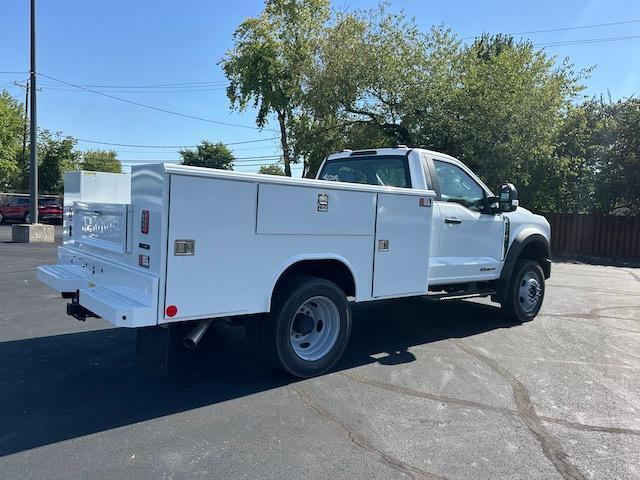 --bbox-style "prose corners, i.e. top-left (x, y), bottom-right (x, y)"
top-left (277, 111), bottom-right (292, 176)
